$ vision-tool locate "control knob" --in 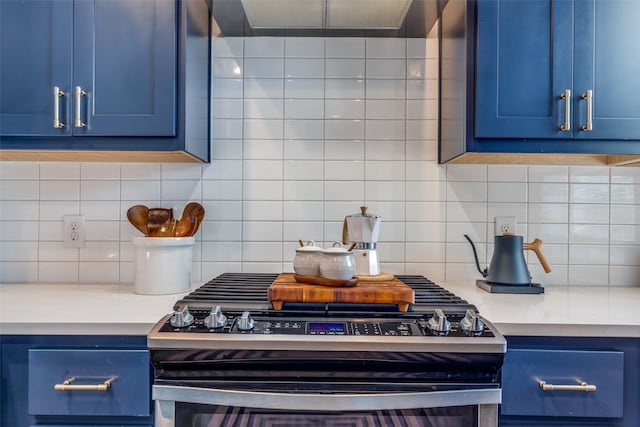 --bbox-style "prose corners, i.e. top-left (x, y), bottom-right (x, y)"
top-left (427, 309), bottom-right (450, 335)
top-left (170, 305), bottom-right (194, 328)
top-left (237, 311), bottom-right (255, 331)
top-left (460, 309), bottom-right (484, 336)
top-left (204, 305), bottom-right (227, 329)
